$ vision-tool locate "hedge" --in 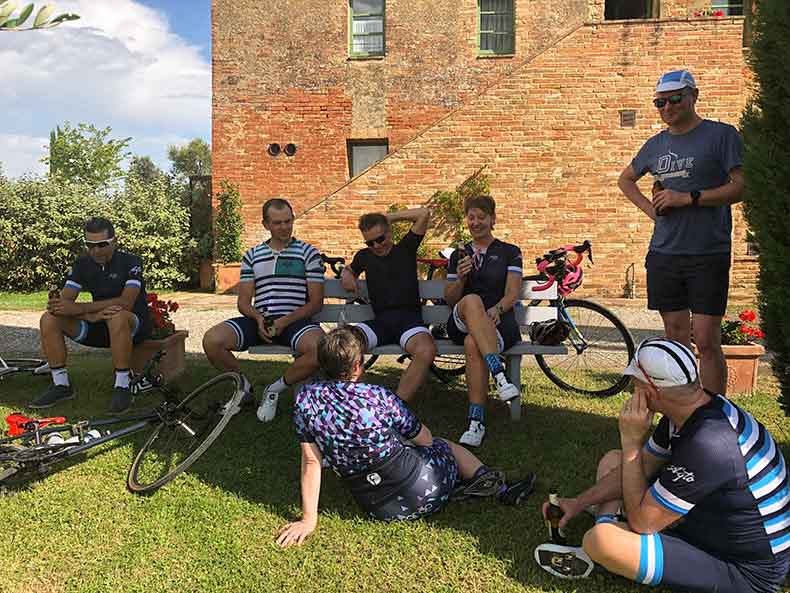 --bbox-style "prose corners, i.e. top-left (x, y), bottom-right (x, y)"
top-left (0, 176), bottom-right (194, 291)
